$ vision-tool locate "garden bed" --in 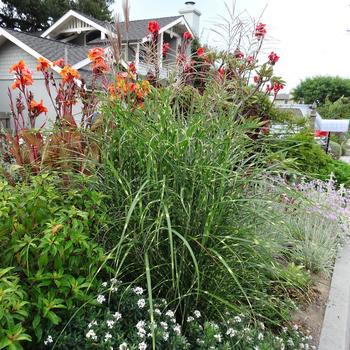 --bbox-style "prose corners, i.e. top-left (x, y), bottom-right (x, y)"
top-left (292, 274), bottom-right (331, 348)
